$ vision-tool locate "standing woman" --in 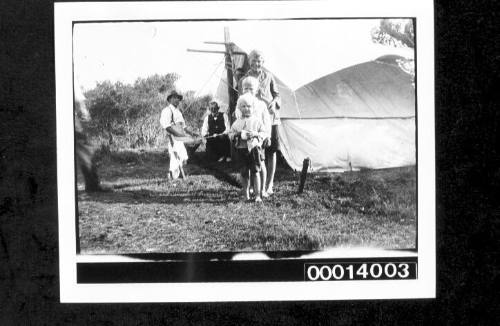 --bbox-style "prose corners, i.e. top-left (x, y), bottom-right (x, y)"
top-left (240, 50), bottom-right (281, 194)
